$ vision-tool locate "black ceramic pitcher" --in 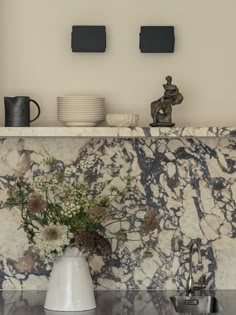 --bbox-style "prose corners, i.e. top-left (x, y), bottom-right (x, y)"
top-left (4, 96), bottom-right (41, 127)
